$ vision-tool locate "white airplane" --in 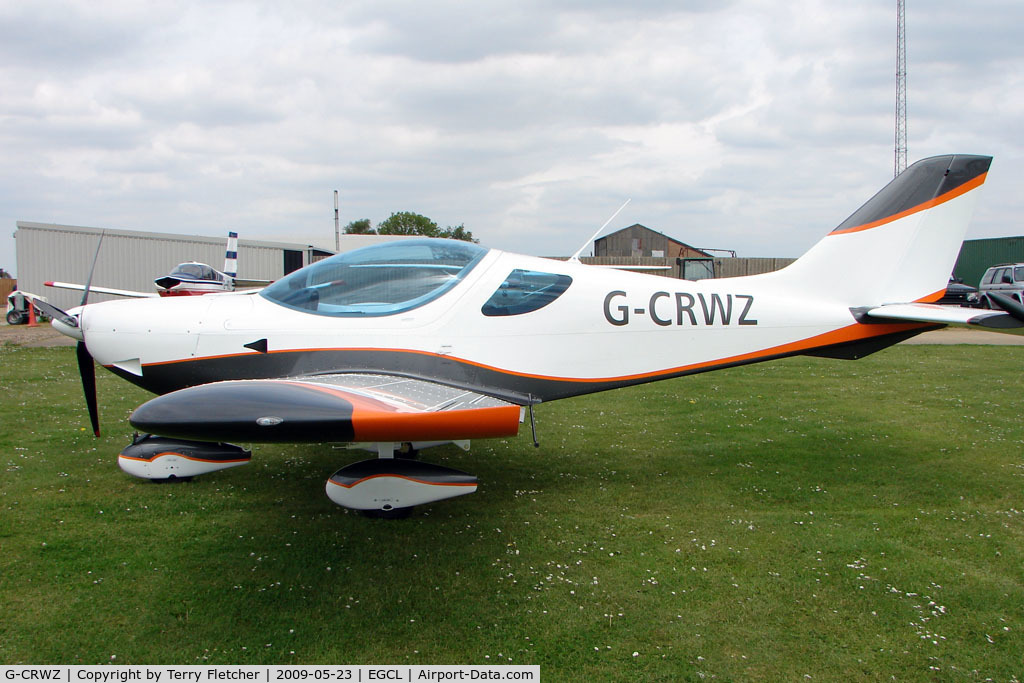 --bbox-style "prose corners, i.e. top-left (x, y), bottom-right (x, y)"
top-left (46, 232), bottom-right (269, 299)
top-left (39, 154), bottom-right (1023, 518)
